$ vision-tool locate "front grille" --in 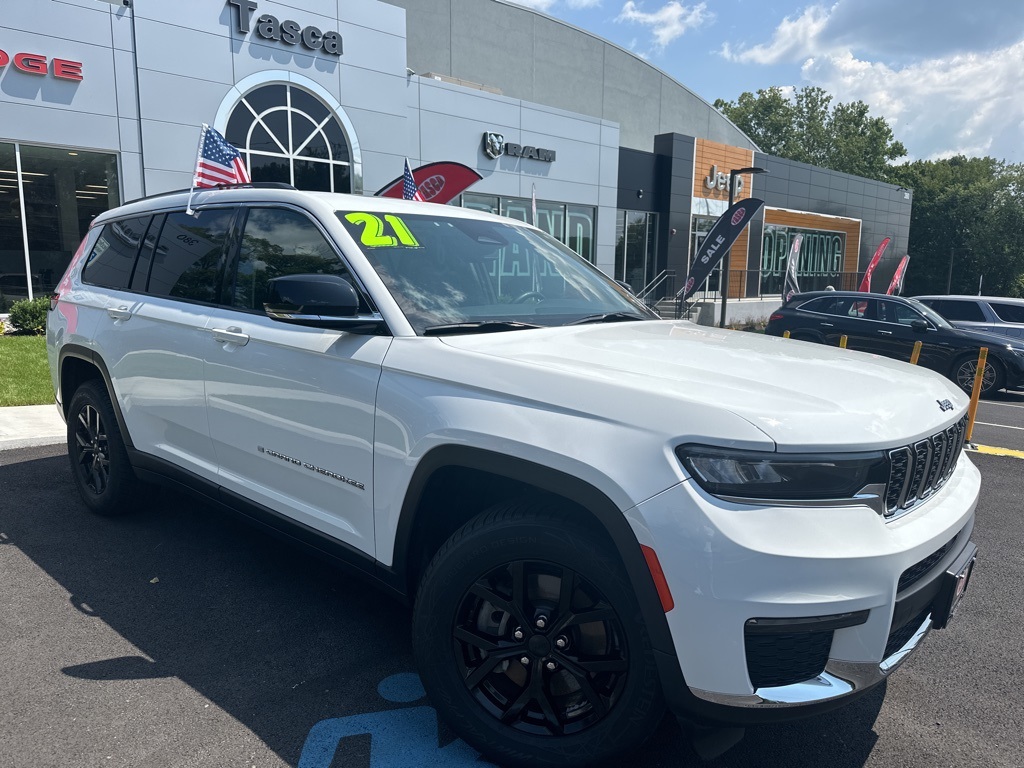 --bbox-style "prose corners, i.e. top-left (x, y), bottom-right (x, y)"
top-left (884, 610), bottom-right (929, 659)
top-left (744, 629), bottom-right (833, 689)
top-left (897, 534), bottom-right (958, 593)
top-left (885, 414), bottom-right (967, 518)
